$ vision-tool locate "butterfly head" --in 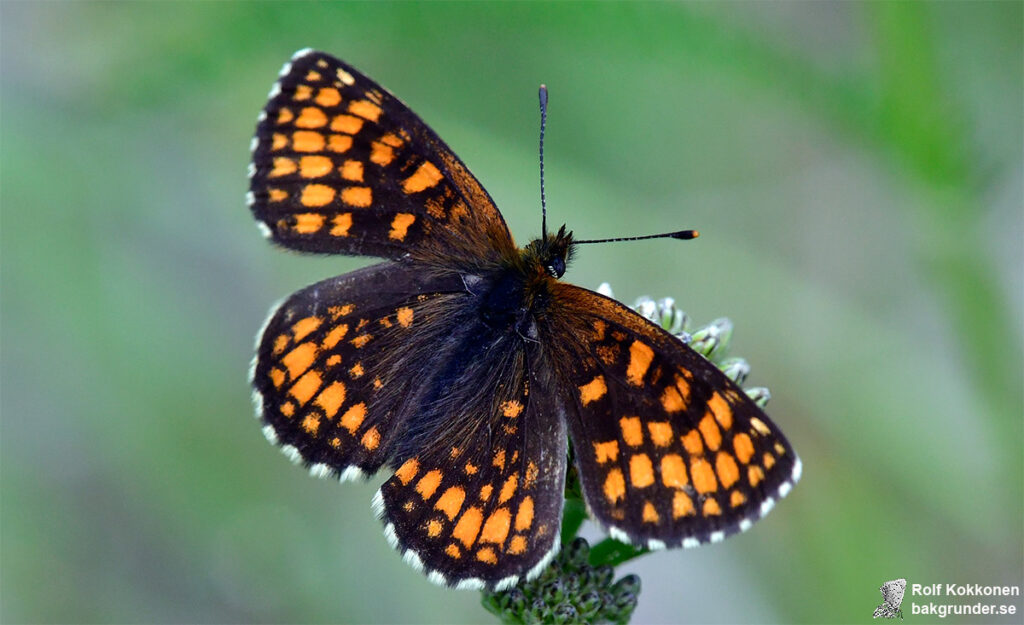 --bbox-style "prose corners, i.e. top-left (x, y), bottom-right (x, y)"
top-left (524, 224), bottom-right (574, 279)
